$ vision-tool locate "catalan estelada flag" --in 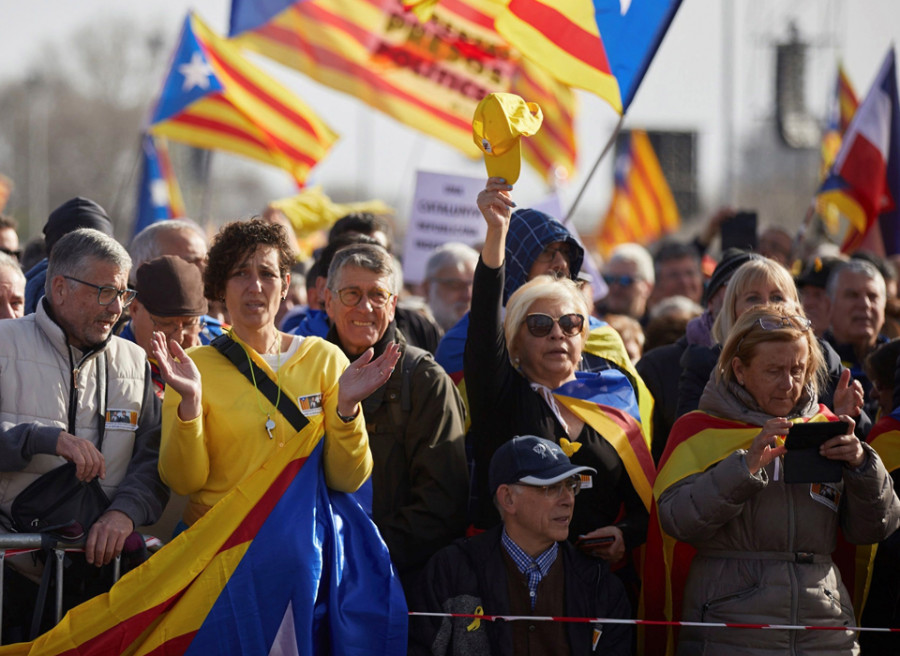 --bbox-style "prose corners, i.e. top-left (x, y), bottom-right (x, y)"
top-left (816, 48), bottom-right (900, 256)
top-left (0, 440), bottom-right (408, 655)
top-left (150, 12), bottom-right (337, 187)
top-left (133, 134), bottom-right (187, 237)
top-left (820, 63), bottom-right (859, 181)
top-left (228, 0), bottom-right (577, 184)
top-left (595, 129), bottom-right (679, 258)
top-left (492, 0), bottom-right (682, 114)
top-left (553, 371), bottom-right (655, 511)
